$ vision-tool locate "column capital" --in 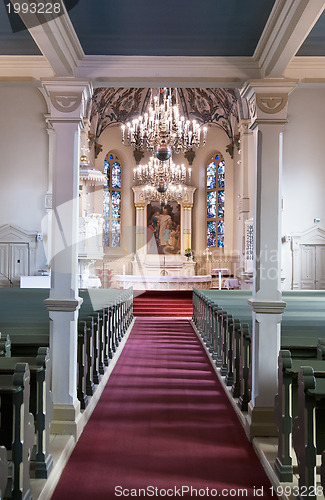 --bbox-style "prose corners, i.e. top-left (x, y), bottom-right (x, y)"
top-left (240, 78), bottom-right (297, 125)
top-left (238, 119), bottom-right (252, 135)
top-left (41, 79), bottom-right (93, 122)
